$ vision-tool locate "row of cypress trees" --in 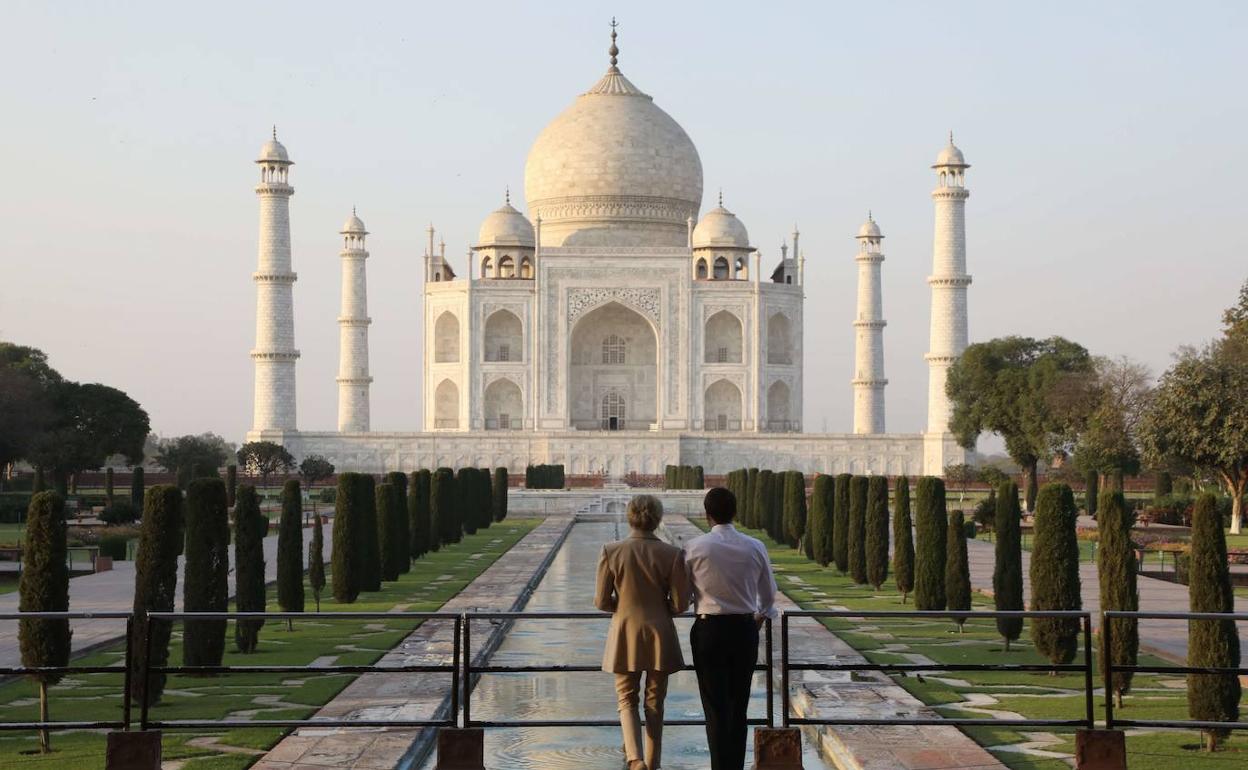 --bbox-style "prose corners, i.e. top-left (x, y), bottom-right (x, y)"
top-left (664, 465), bottom-right (705, 490)
top-left (525, 464), bottom-right (565, 489)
